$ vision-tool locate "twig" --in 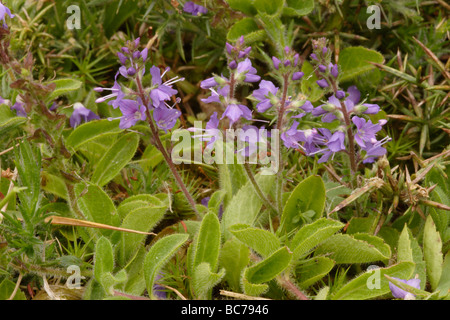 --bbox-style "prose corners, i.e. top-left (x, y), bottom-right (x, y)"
top-left (7, 273), bottom-right (23, 300)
